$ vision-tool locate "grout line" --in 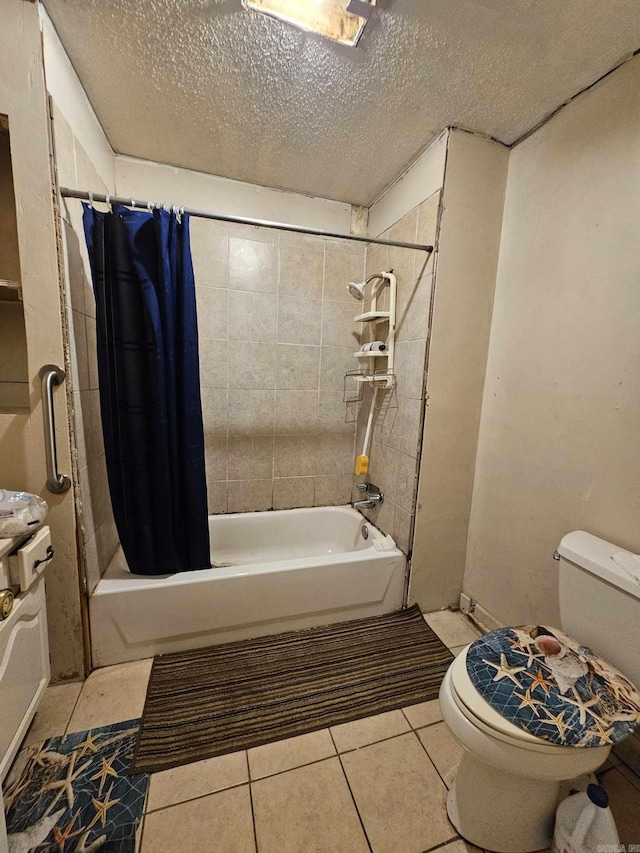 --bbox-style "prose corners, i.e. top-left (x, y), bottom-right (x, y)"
top-left (247, 776), bottom-right (260, 853)
top-left (413, 728), bottom-right (452, 793)
top-left (329, 728), bottom-right (374, 853)
top-left (63, 681), bottom-right (86, 736)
